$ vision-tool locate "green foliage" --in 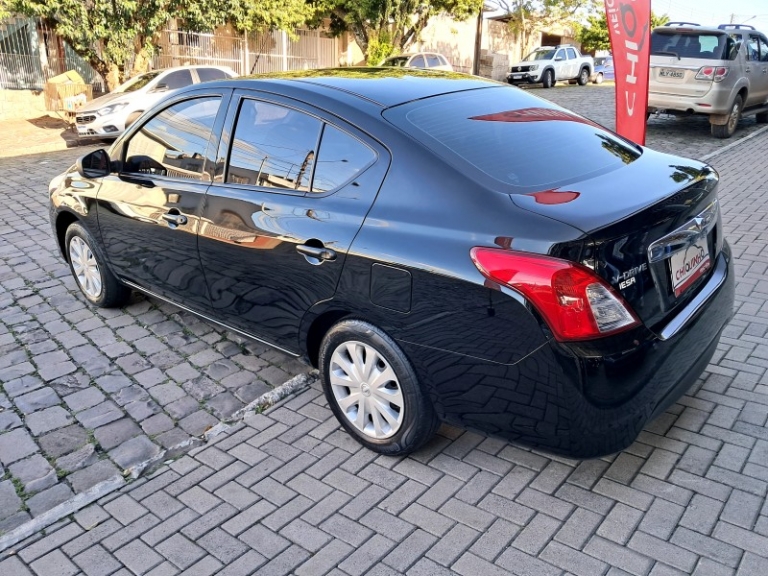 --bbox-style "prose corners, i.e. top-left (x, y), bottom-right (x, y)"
top-left (577, 9), bottom-right (669, 54)
top-left (0, 0), bottom-right (317, 89)
top-left (327, 0), bottom-right (483, 63)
